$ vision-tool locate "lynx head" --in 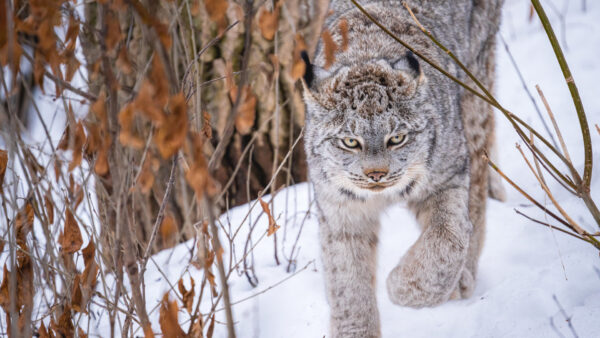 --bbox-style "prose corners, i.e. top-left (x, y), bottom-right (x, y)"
top-left (303, 52), bottom-right (436, 199)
